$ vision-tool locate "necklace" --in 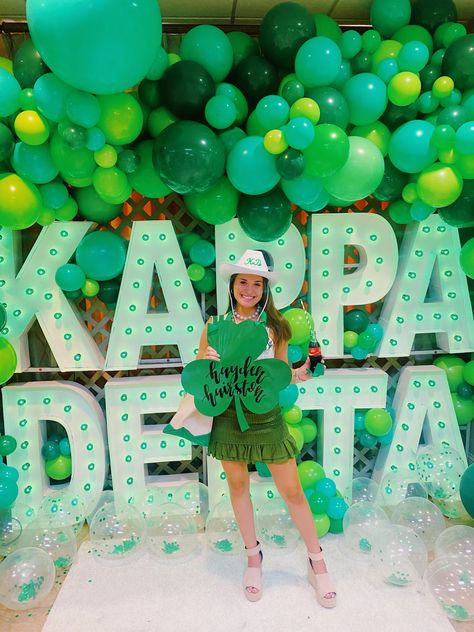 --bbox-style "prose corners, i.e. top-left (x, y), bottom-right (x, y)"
top-left (233, 306), bottom-right (261, 321)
